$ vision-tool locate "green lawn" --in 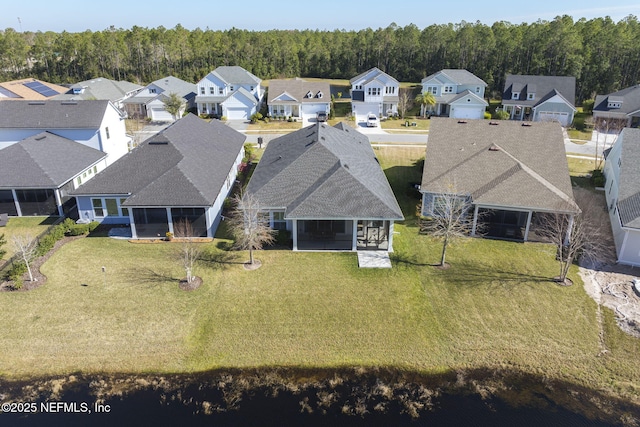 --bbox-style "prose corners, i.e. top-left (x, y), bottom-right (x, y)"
top-left (381, 117), bottom-right (430, 132)
top-left (0, 148), bottom-right (638, 405)
top-left (0, 216), bottom-right (59, 261)
top-left (567, 156), bottom-right (598, 177)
